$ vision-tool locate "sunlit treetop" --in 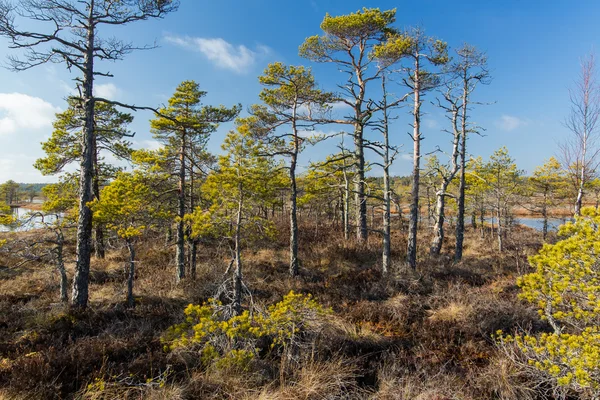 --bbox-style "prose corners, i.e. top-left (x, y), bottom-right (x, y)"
top-left (299, 8), bottom-right (397, 62)
top-left (151, 80), bottom-right (241, 146)
top-left (373, 27), bottom-right (449, 68)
